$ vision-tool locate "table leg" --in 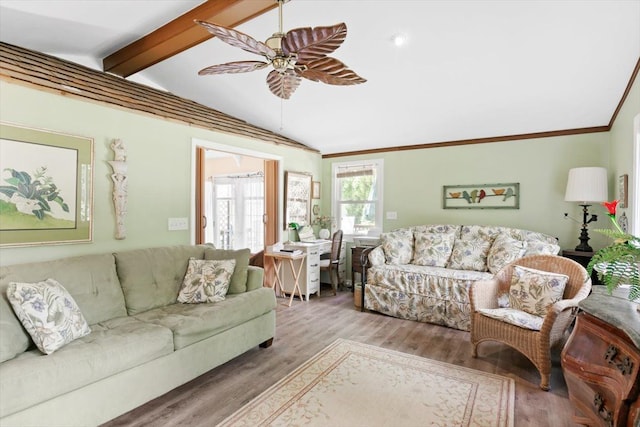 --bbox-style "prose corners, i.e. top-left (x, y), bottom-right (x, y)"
top-left (270, 257), bottom-right (285, 297)
top-left (286, 257), bottom-right (306, 307)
